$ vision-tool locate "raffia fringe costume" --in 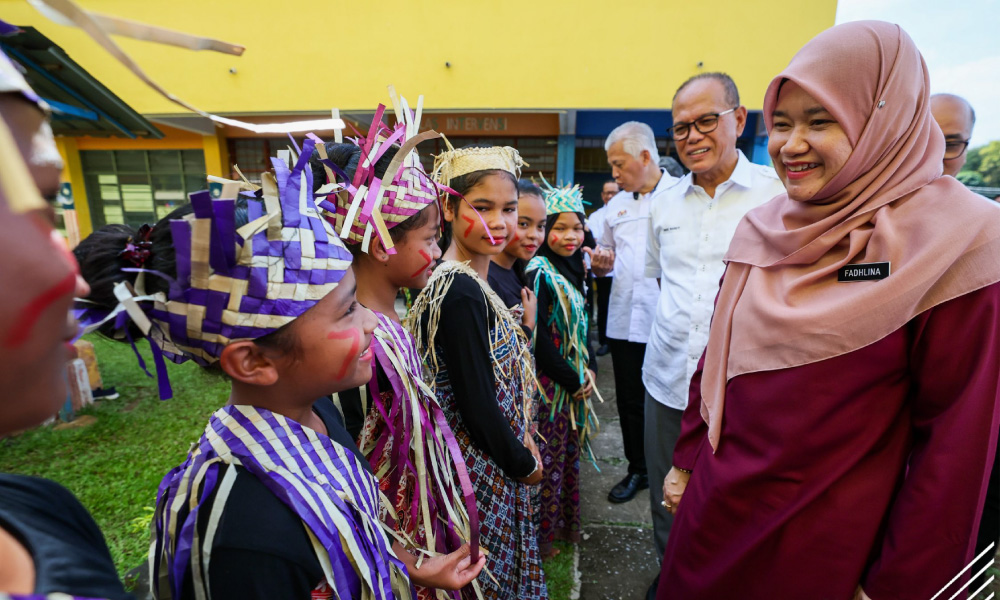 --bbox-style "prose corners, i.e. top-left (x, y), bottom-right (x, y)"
top-left (405, 261), bottom-right (547, 599)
